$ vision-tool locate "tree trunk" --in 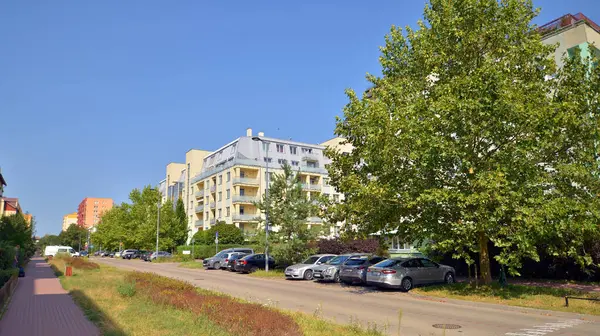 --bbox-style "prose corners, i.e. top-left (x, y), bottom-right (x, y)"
top-left (478, 231), bottom-right (492, 285)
